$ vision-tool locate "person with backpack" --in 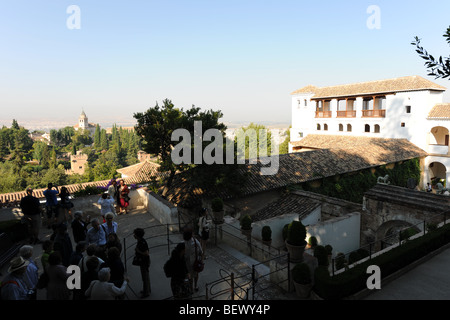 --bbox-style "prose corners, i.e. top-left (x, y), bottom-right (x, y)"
top-left (164, 242), bottom-right (191, 300)
top-left (1, 256), bottom-right (32, 300)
